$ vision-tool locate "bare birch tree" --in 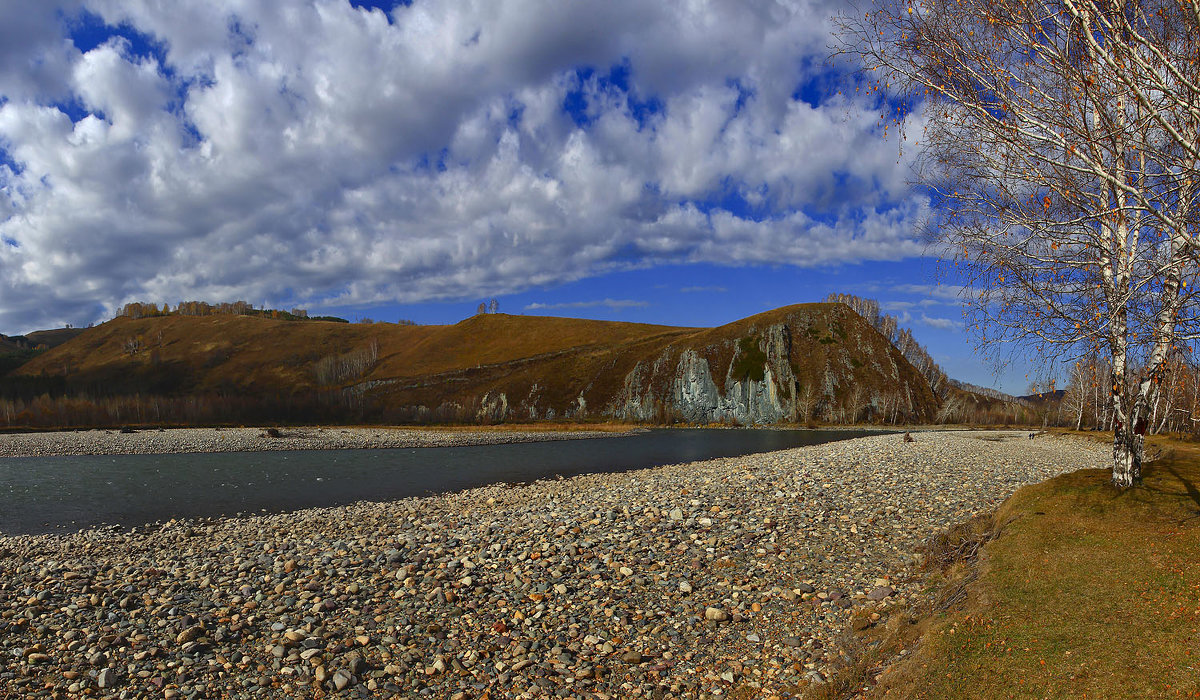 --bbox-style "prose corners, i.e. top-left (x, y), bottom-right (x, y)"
top-left (840, 0), bottom-right (1200, 487)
